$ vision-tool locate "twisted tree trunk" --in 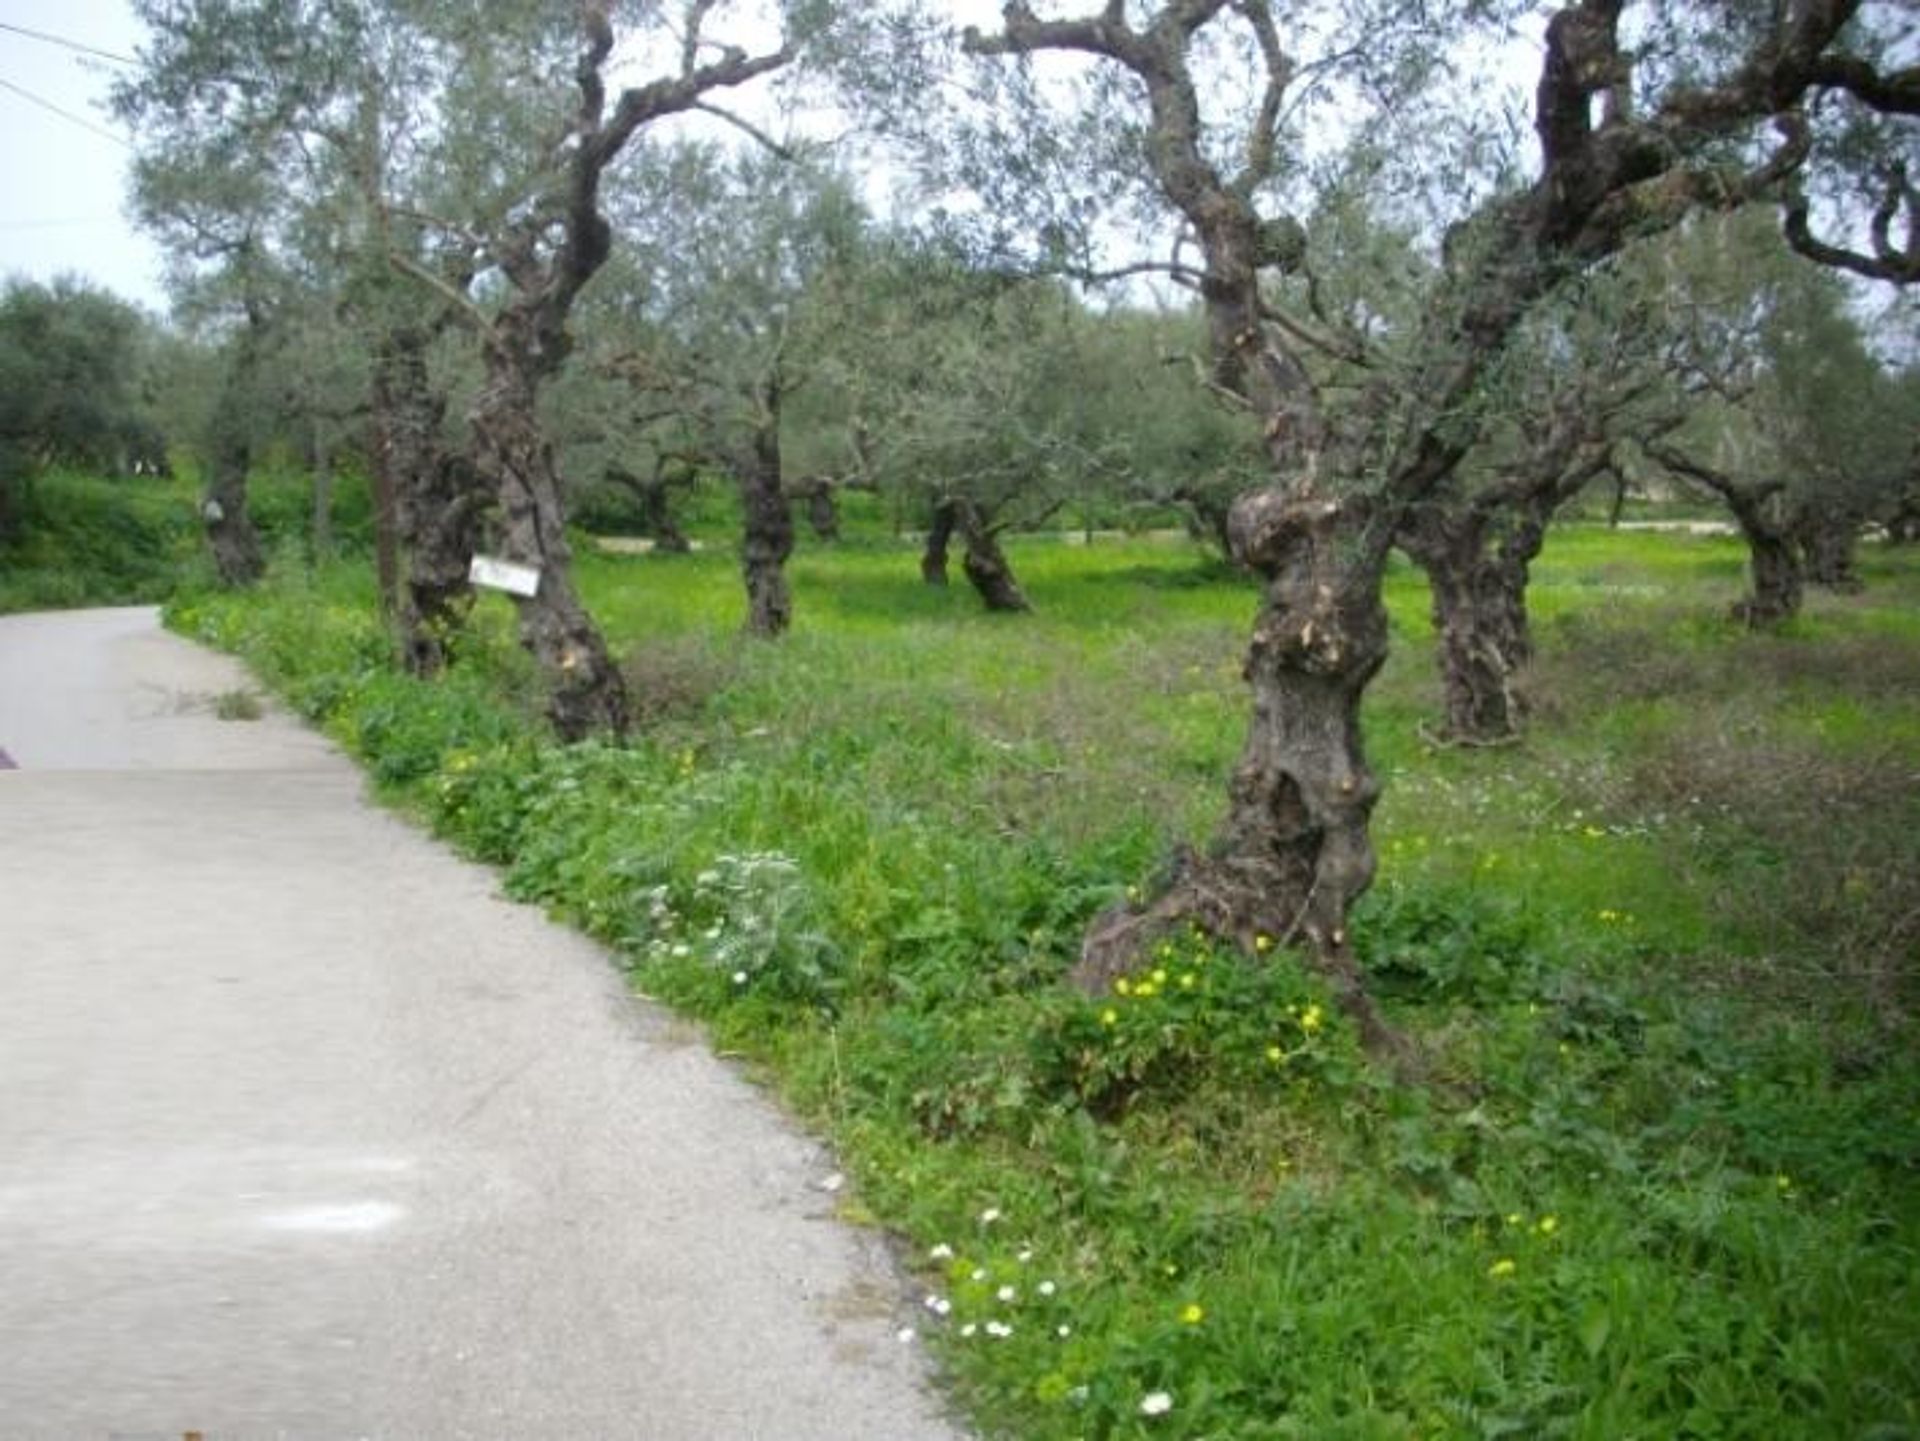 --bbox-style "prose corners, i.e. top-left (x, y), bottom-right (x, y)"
top-left (737, 398), bottom-right (793, 638)
top-left (1734, 518), bottom-right (1804, 626)
top-left (956, 502), bottom-right (1031, 612)
top-left (374, 327), bottom-right (481, 675)
top-left (606, 462), bottom-right (692, 553)
top-left (473, 344), bottom-right (627, 739)
top-left (202, 316), bottom-right (268, 588)
top-left (1078, 489), bottom-right (1402, 1058)
top-left (1400, 504), bottom-right (1549, 745)
top-left (789, 474), bottom-right (840, 541)
top-left (1797, 511), bottom-right (1864, 592)
top-left (921, 499), bottom-right (956, 585)
top-left (1652, 445), bottom-right (1804, 626)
